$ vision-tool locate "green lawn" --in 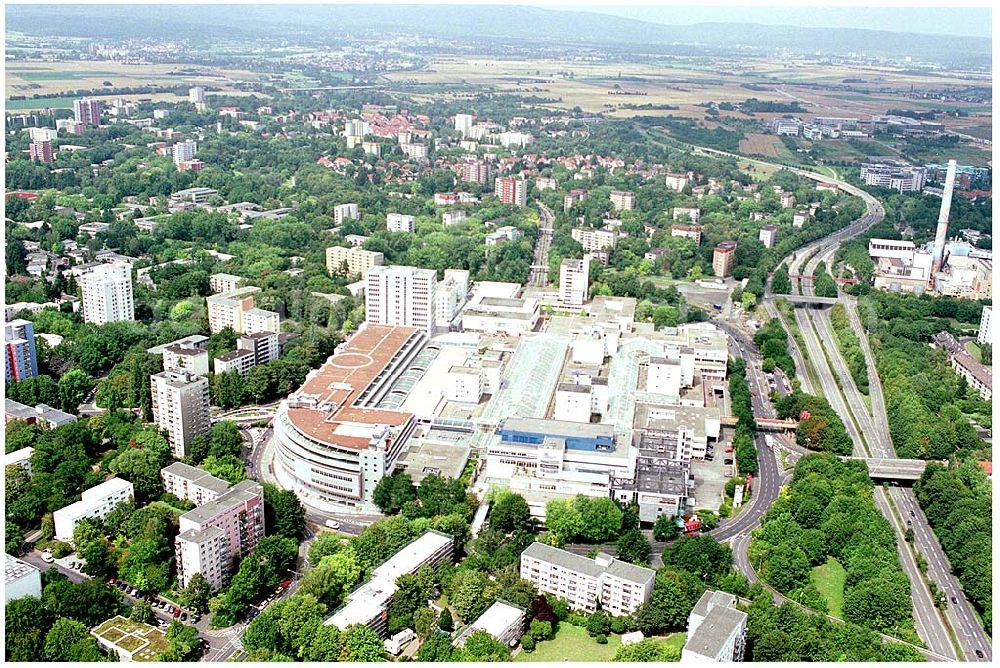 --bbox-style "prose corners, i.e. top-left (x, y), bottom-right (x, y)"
top-left (964, 340), bottom-right (985, 364)
top-left (811, 557), bottom-right (847, 619)
top-left (660, 632), bottom-right (687, 652)
top-left (515, 623), bottom-right (621, 662)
